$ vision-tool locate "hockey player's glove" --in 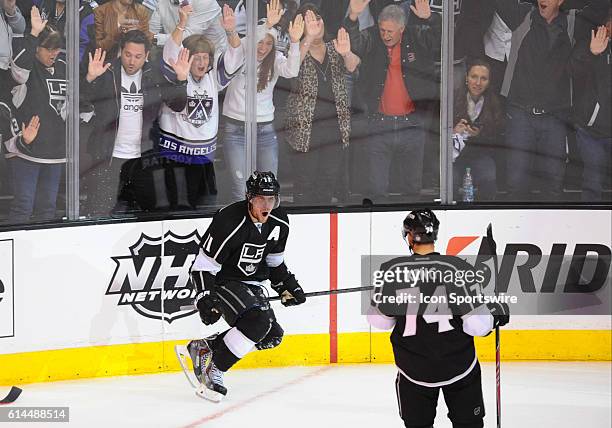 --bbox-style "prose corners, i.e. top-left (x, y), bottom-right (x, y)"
top-left (195, 290), bottom-right (222, 325)
top-left (191, 271), bottom-right (222, 325)
top-left (487, 302), bottom-right (510, 327)
top-left (272, 273), bottom-right (306, 307)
